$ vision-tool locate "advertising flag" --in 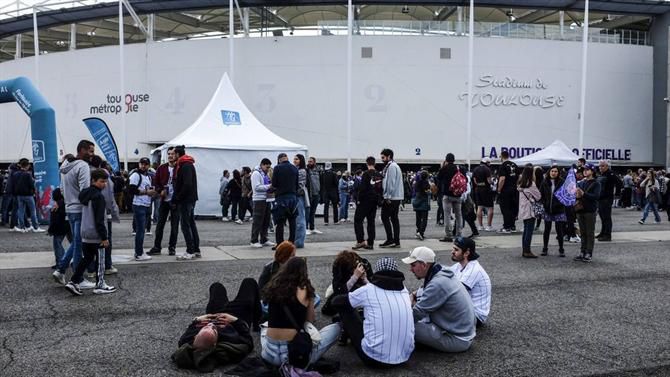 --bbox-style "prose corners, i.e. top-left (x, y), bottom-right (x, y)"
top-left (83, 117), bottom-right (120, 172)
top-left (555, 168), bottom-right (577, 206)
